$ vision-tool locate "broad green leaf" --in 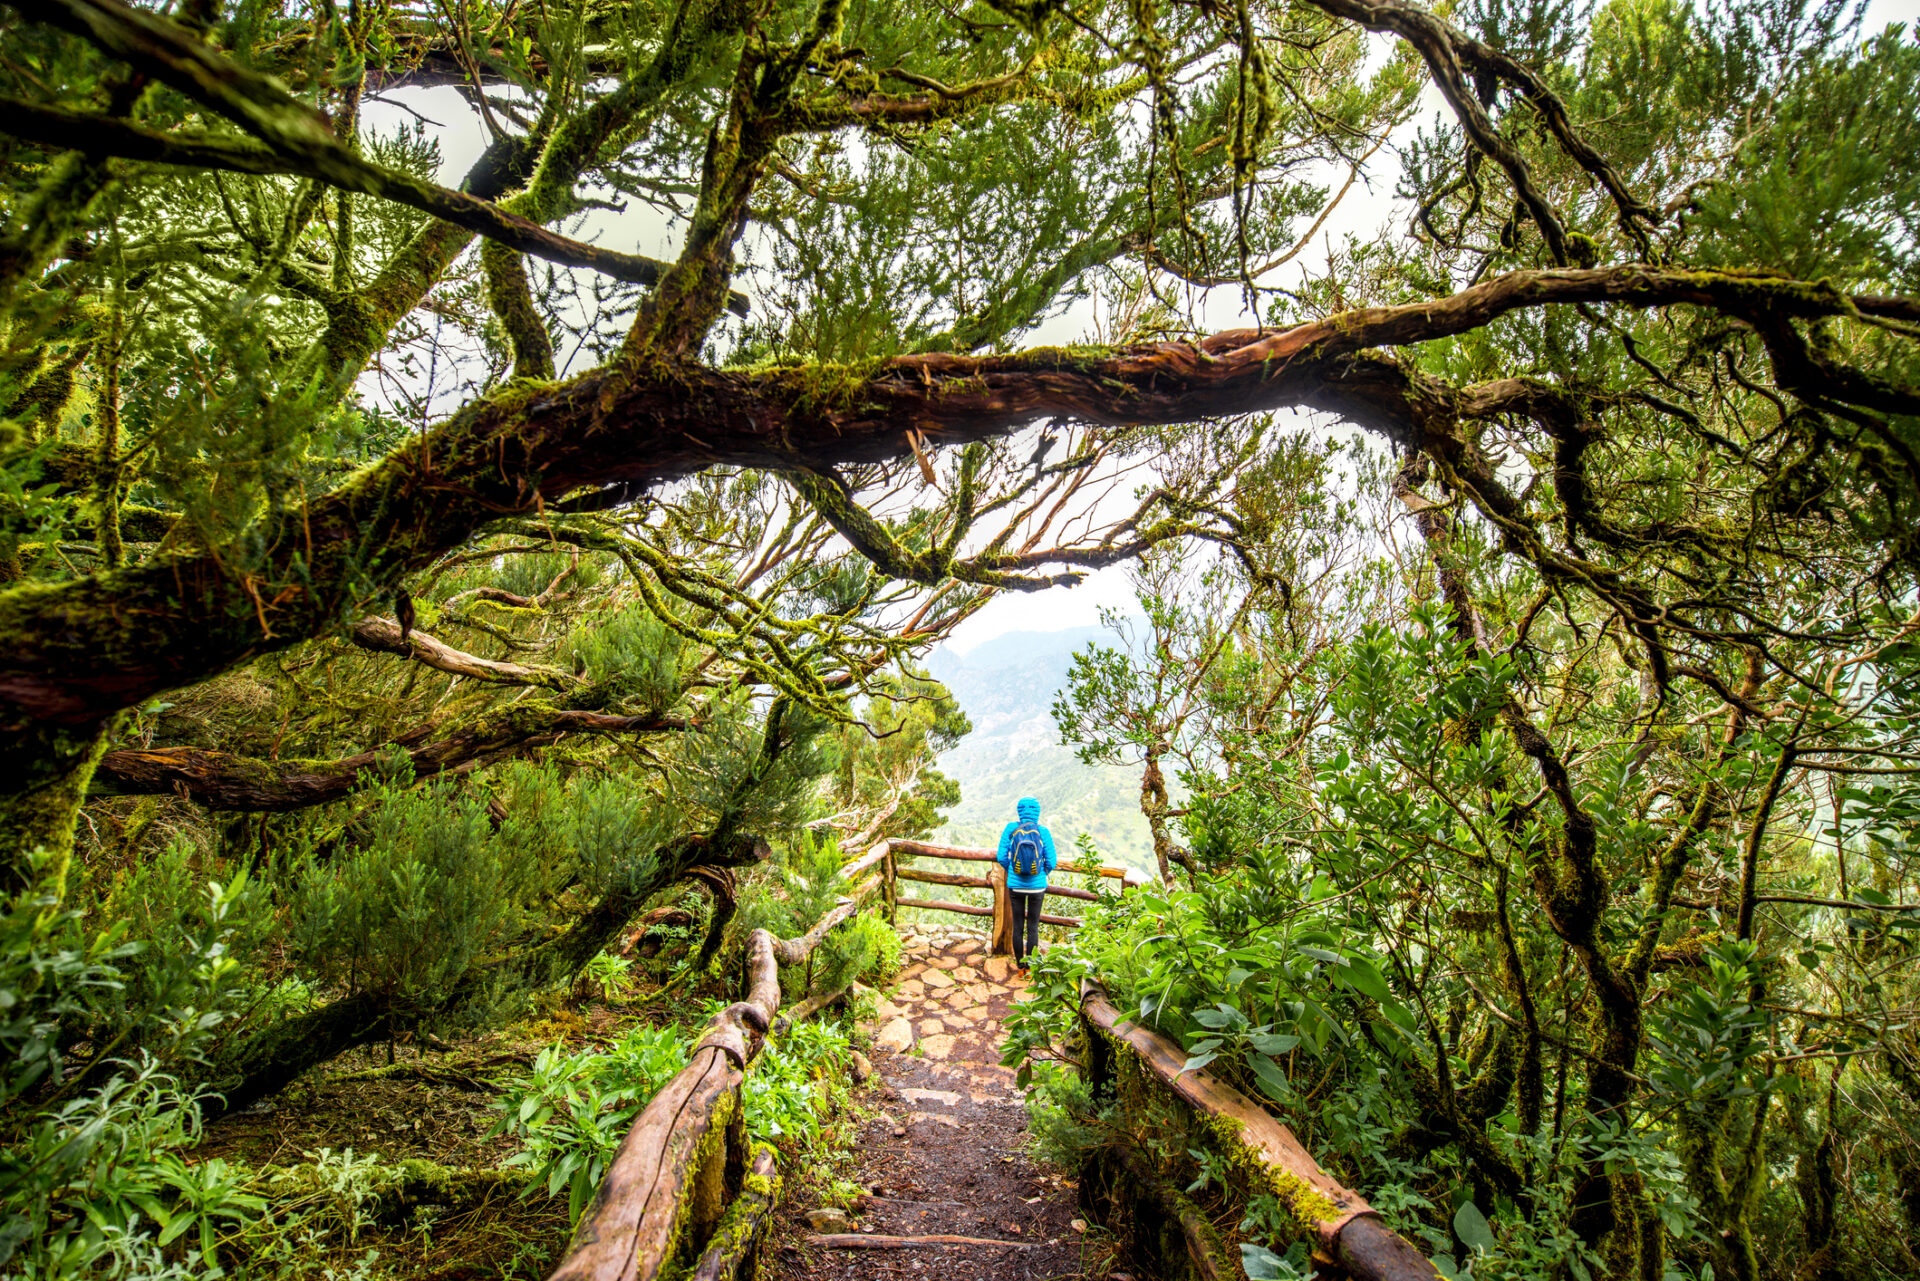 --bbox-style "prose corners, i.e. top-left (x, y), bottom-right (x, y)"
top-left (1453, 1201), bottom-right (1495, 1255)
top-left (1340, 956), bottom-right (1392, 1003)
top-left (1241, 1243), bottom-right (1287, 1280)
